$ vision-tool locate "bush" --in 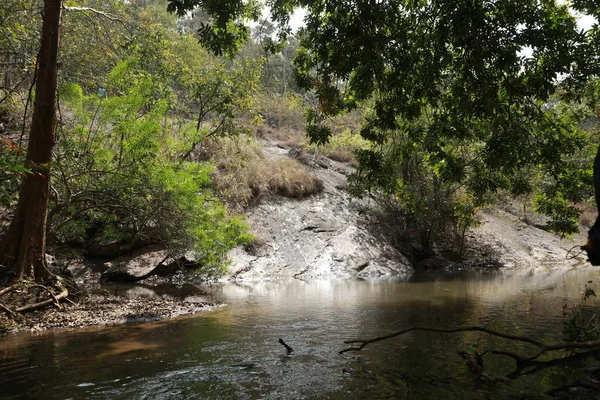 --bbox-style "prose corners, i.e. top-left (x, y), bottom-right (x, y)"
top-left (348, 127), bottom-right (484, 264)
top-left (321, 128), bottom-right (371, 165)
top-left (59, 82), bottom-right (84, 102)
